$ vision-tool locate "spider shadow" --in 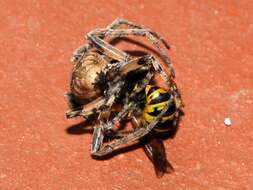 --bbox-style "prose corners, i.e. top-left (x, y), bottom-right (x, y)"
top-left (66, 120), bottom-right (93, 135)
top-left (109, 37), bottom-right (170, 58)
top-left (65, 120), bottom-right (143, 159)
